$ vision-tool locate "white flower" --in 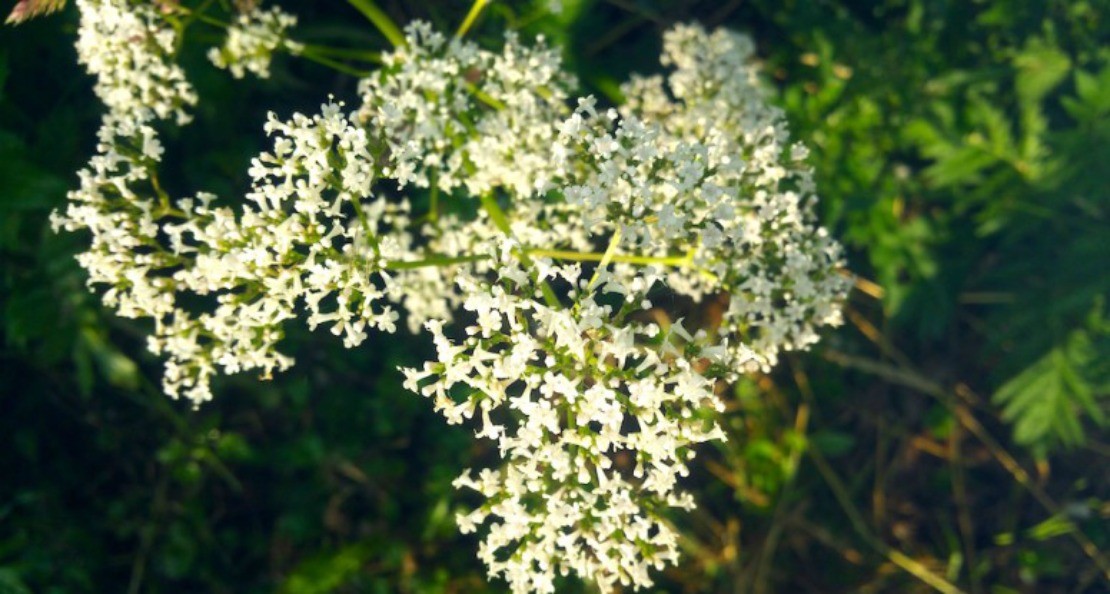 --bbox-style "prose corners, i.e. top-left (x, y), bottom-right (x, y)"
top-left (208, 5), bottom-right (299, 79)
top-left (56, 97), bottom-right (414, 405)
top-left (58, 11), bottom-right (850, 591)
top-left (544, 23), bottom-right (851, 370)
top-left (357, 22), bottom-right (573, 196)
top-left (403, 256), bottom-right (732, 593)
top-left (75, 0), bottom-right (197, 124)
